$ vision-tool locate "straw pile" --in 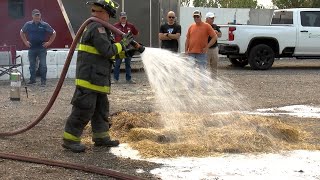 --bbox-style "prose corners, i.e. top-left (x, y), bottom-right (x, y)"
top-left (86, 111), bottom-right (319, 157)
